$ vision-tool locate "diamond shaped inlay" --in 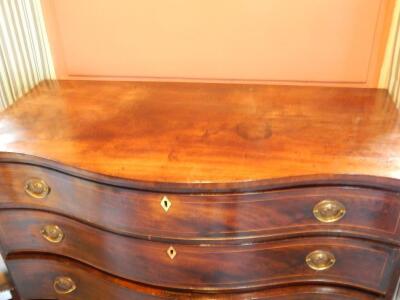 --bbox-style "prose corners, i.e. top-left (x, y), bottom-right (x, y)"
top-left (161, 196), bottom-right (172, 212)
top-left (167, 246), bottom-right (177, 260)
